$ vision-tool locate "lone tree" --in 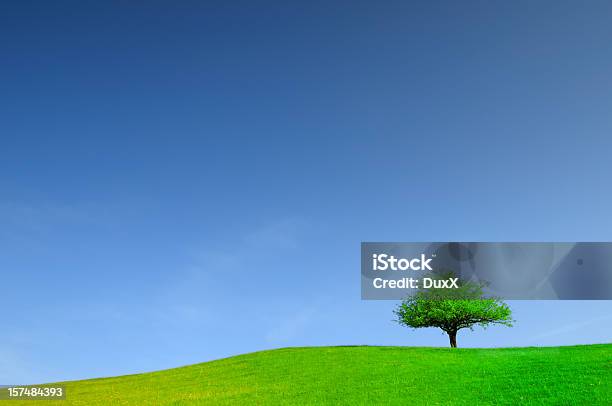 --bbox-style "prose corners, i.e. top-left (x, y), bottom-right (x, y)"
top-left (394, 277), bottom-right (513, 348)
